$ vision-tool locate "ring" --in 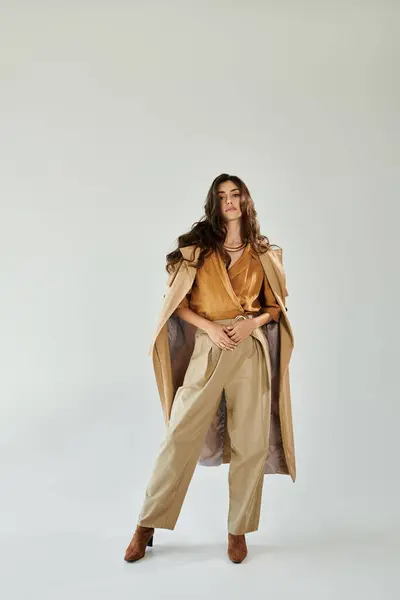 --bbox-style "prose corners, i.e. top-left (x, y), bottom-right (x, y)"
top-left (233, 315), bottom-right (247, 323)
